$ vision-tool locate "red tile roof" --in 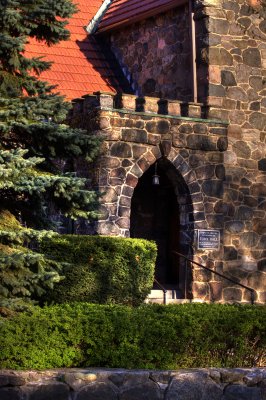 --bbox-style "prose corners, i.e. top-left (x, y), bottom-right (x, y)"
top-left (25, 0), bottom-right (128, 100)
top-left (97, 0), bottom-right (187, 33)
